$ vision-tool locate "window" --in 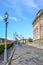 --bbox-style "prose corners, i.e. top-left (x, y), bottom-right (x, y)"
top-left (40, 18), bottom-right (42, 24)
top-left (41, 27), bottom-right (43, 37)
